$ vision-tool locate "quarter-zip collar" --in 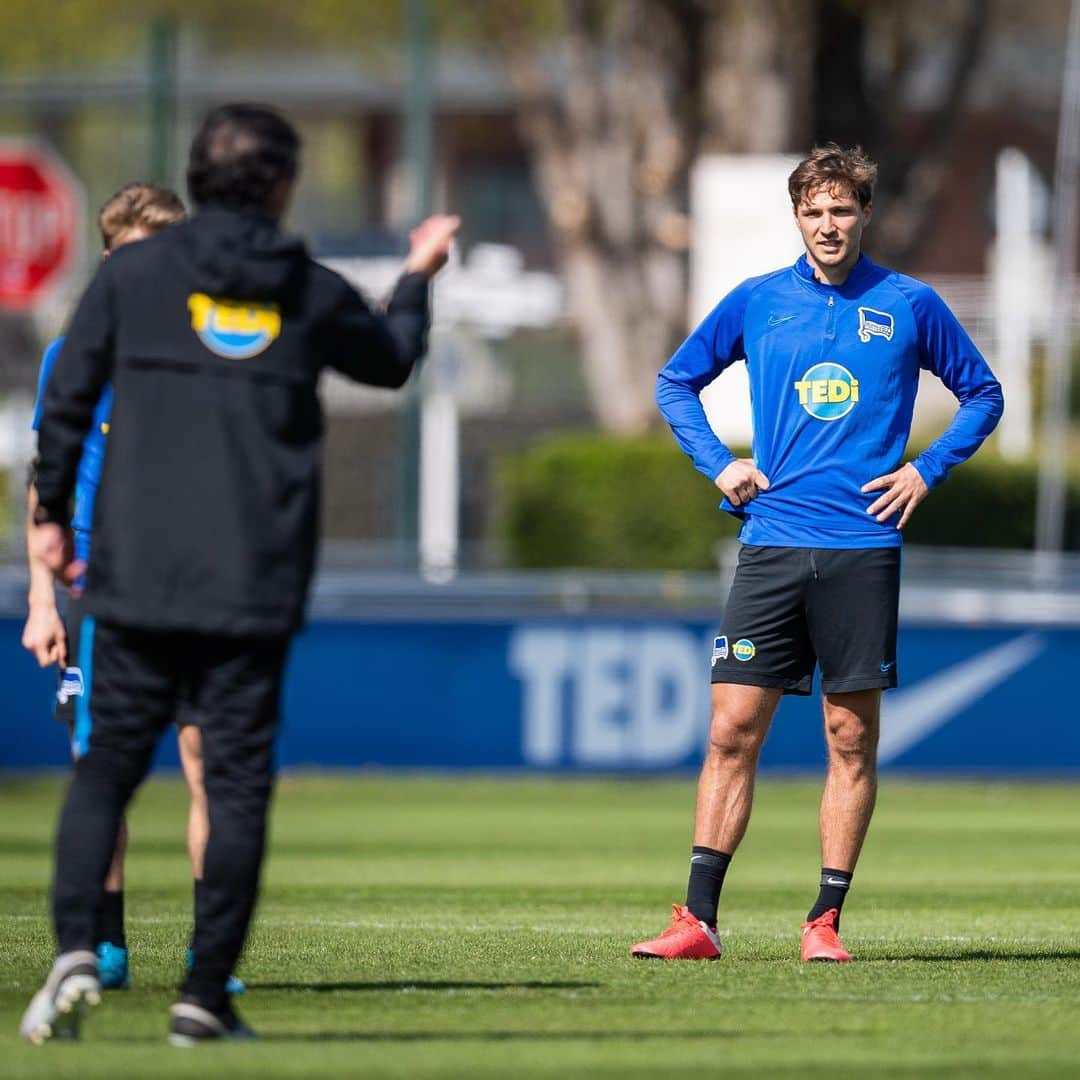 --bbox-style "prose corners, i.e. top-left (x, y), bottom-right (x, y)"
top-left (793, 252), bottom-right (875, 299)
